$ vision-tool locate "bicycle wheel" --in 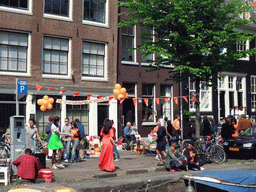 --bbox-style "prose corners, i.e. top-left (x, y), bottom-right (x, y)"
top-left (209, 145), bottom-right (226, 164)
